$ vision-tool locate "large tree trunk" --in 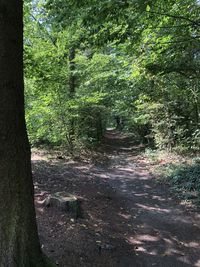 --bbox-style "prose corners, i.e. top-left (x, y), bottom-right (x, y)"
top-left (0, 1), bottom-right (54, 266)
